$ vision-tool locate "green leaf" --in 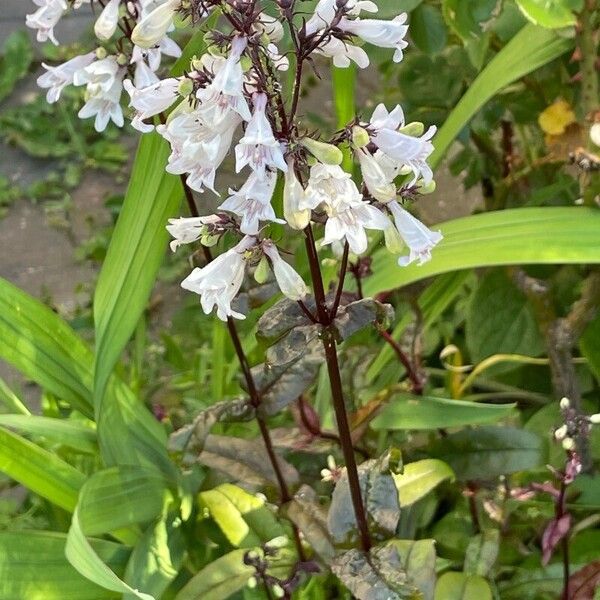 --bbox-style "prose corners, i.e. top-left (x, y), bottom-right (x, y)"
top-left (175, 549), bottom-right (255, 600)
top-left (394, 459), bottom-right (455, 507)
top-left (77, 466), bottom-right (168, 536)
top-left (364, 208), bottom-right (600, 294)
top-left (411, 5), bottom-right (447, 54)
top-left (0, 530), bottom-right (130, 599)
top-left (466, 270), bottom-right (543, 362)
top-left (515, 0), bottom-right (577, 28)
top-left (199, 483), bottom-right (286, 548)
top-left (124, 510), bottom-right (186, 600)
top-left (0, 276), bottom-right (94, 416)
top-left (0, 426), bottom-right (84, 512)
top-left (332, 65), bottom-right (355, 171)
top-left (0, 377), bottom-right (29, 415)
top-left (429, 426), bottom-right (544, 480)
top-left (389, 540), bottom-right (437, 600)
top-left (442, 0), bottom-right (497, 40)
top-left (0, 414), bottom-right (97, 453)
top-left (430, 24), bottom-right (573, 168)
top-left (464, 530), bottom-right (500, 577)
top-left (434, 572), bottom-right (492, 600)
top-left (93, 131), bottom-right (181, 405)
top-left (371, 394), bottom-right (516, 431)
top-left (0, 31), bottom-right (33, 102)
